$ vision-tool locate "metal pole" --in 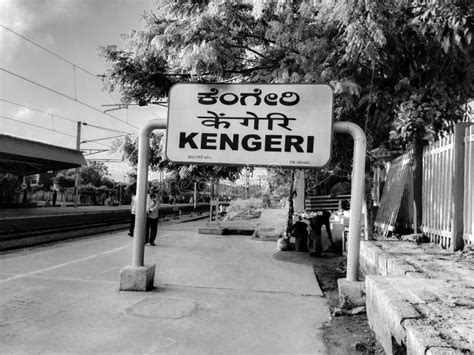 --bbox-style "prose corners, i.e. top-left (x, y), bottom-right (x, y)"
top-left (193, 181), bottom-right (197, 212)
top-left (132, 119), bottom-right (167, 267)
top-left (74, 122), bottom-right (82, 208)
top-left (334, 122), bottom-right (366, 282)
